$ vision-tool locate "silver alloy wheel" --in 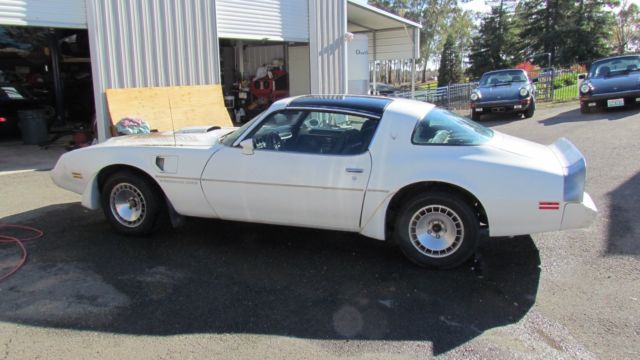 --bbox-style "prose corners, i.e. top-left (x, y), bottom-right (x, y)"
top-left (110, 182), bottom-right (147, 228)
top-left (408, 205), bottom-right (464, 258)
